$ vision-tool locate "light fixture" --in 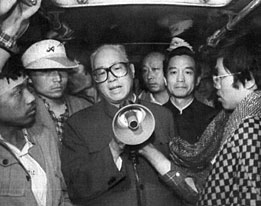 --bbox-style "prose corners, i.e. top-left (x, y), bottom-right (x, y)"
top-left (50, 0), bottom-right (233, 8)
